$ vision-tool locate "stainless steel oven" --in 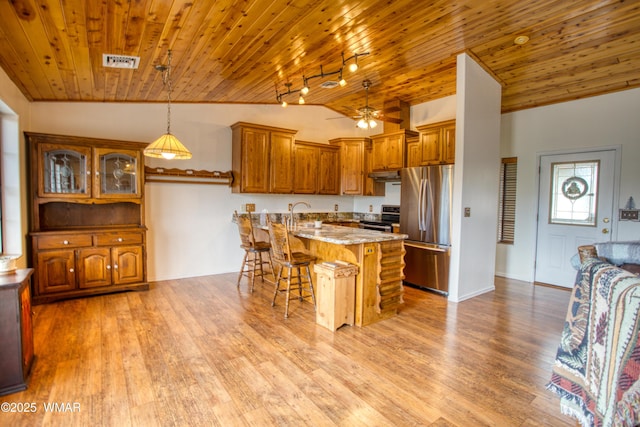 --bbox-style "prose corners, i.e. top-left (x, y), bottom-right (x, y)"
top-left (358, 205), bottom-right (400, 233)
